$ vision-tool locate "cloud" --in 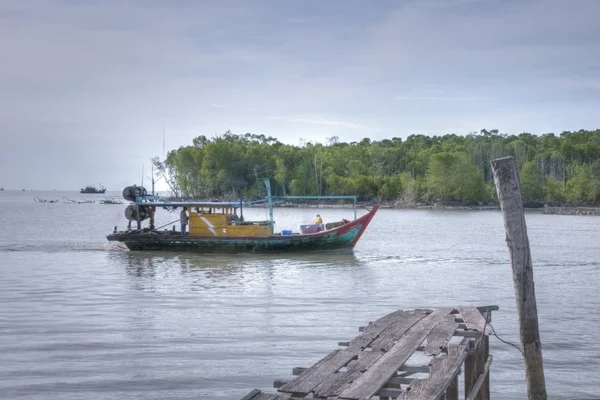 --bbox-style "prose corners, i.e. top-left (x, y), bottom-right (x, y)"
top-left (394, 88), bottom-right (484, 102)
top-left (556, 78), bottom-right (600, 90)
top-left (0, 0), bottom-right (599, 189)
top-left (360, 0), bottom-right (600, 82)
top-left (268, 116), bottom-right (367, 129)
top-left (289, 118), bottom-right (367, 129)
top-left (394, 95), bottom-right (481, 101)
